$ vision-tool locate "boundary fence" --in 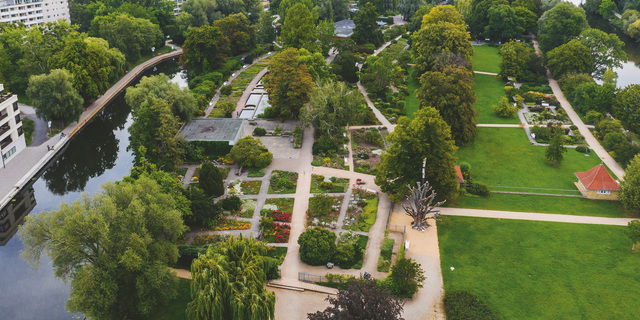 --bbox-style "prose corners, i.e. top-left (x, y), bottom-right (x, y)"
top-left (489, 185), bottom-right (584, 197)
top-left (298, 272), bottom-right (326, 283)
